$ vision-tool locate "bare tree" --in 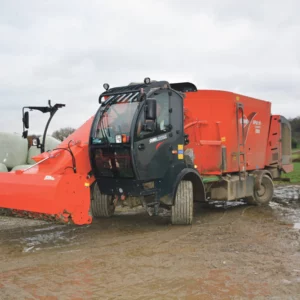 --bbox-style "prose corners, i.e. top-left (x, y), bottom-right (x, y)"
top-left (52, 127), bottom-right (76, 141)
